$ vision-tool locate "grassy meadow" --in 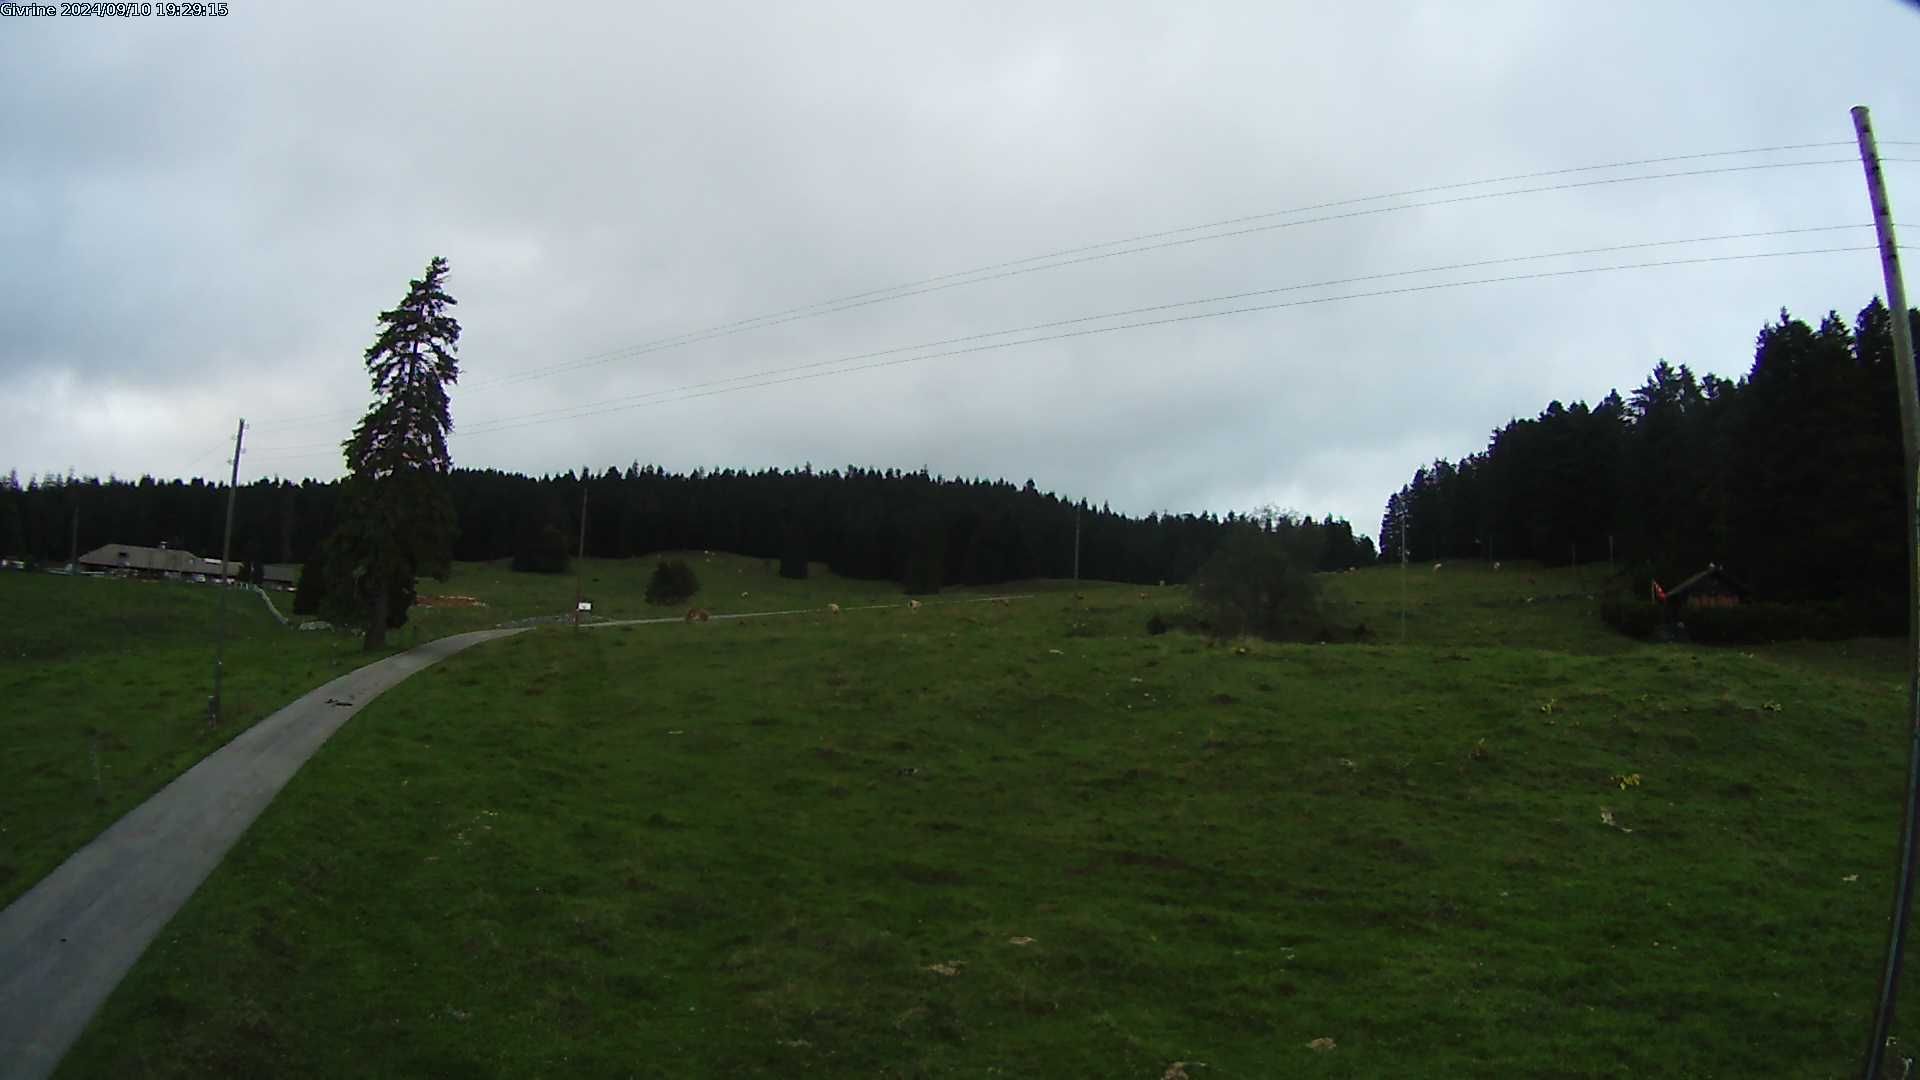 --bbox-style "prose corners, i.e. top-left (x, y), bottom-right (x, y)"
top-left (404, 551), bottom-right (1038, 637)
top-left (50, 559), bottom-right (1915, 1077)
top-left (0, 572), bottom-right (399, 908)
top-left (0, 553), bottom-right (956, 908)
